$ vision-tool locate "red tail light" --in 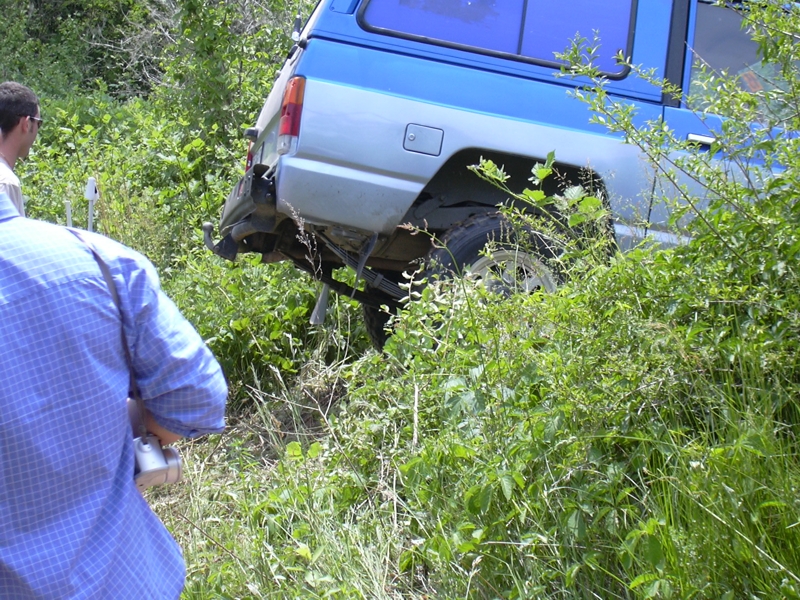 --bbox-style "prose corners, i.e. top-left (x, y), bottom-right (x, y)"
top-left (244, 140), bottom-right (254, 171)
top-left (278, 76), bottom-right (306, 154)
